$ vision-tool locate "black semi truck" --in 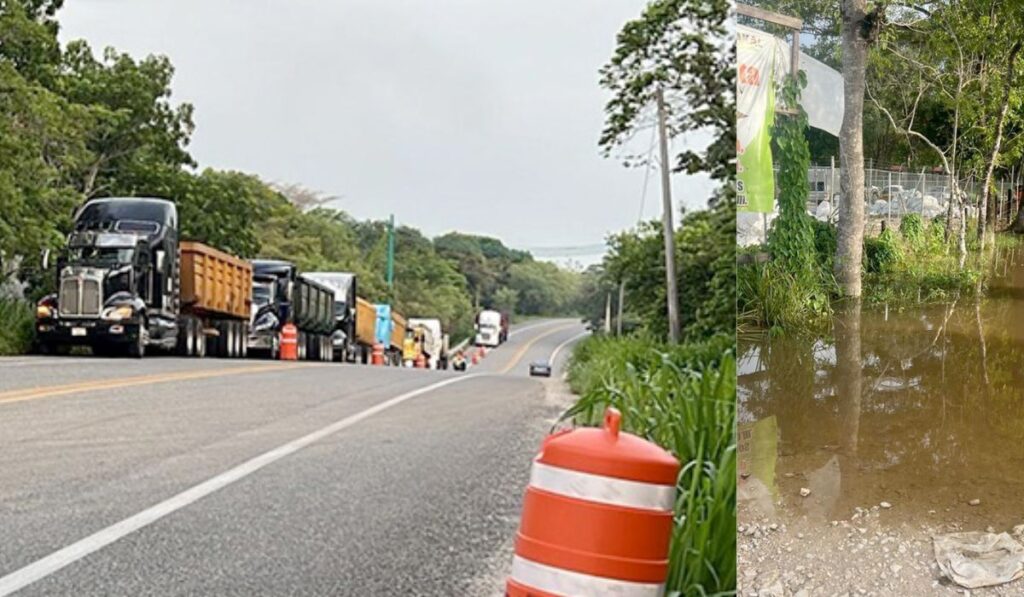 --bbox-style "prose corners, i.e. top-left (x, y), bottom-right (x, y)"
top-left (248, 260), bottom-right (335, 361)
top-left (34, 197), bottom-right (252, 358)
